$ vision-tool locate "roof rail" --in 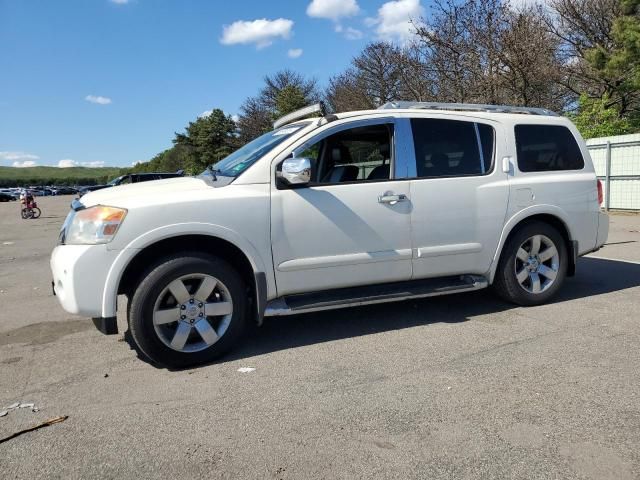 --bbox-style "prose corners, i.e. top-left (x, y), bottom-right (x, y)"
top-left (273, 102), bottom-right (327, 129)
top-left (378, 101), bottom-right (558, 116)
